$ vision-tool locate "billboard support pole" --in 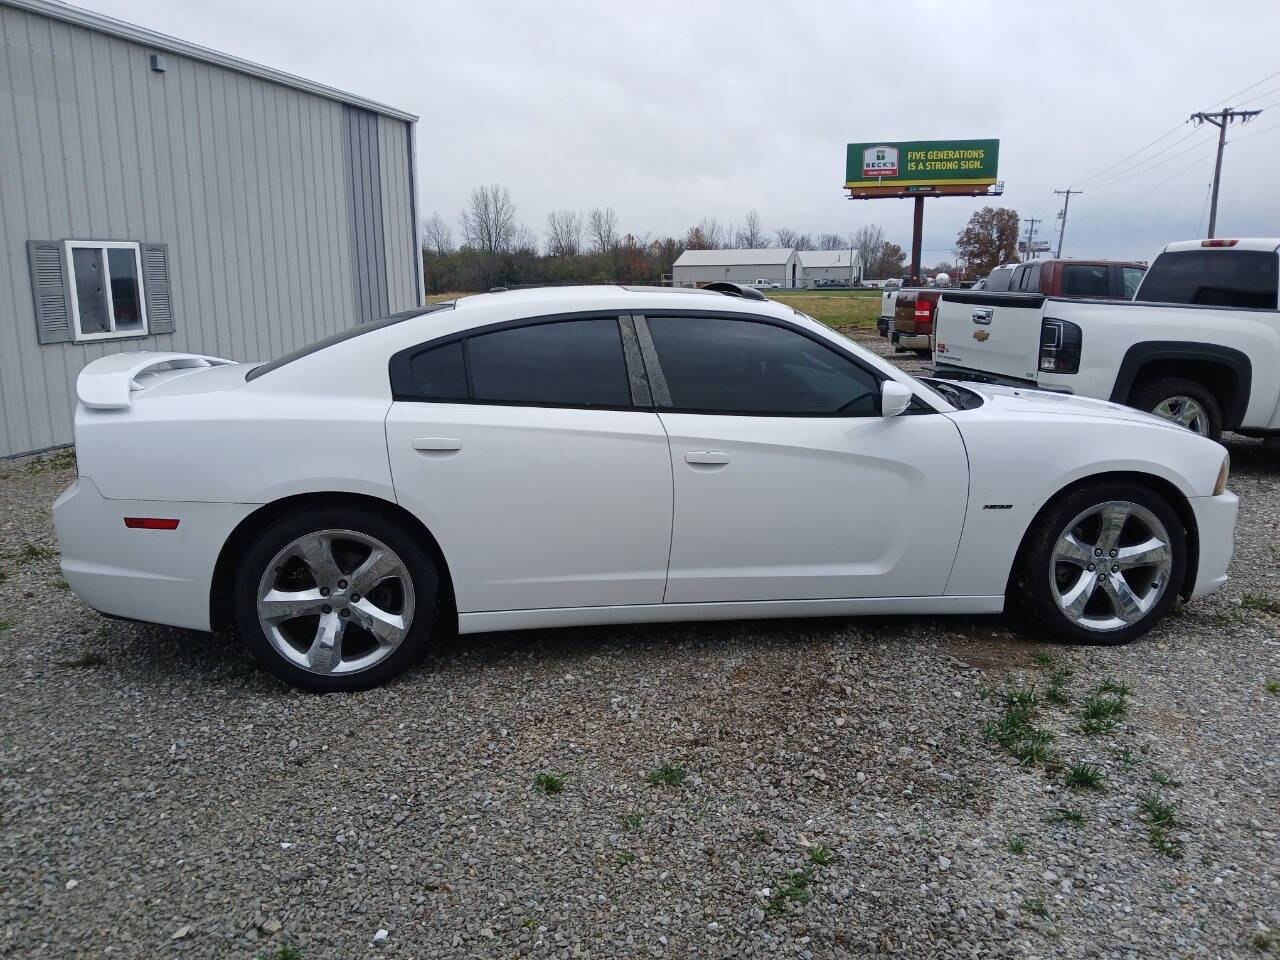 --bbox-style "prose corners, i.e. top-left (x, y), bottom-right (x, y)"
top-left (910, 196), bottom-right (924, 282)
